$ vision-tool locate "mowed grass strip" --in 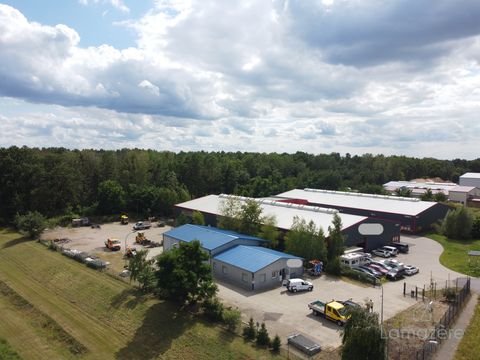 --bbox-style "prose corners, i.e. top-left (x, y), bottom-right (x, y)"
top-left (0, 229), bottom-right (283, 359)
top-left (426, 233), bottom-right (480, 277)
top-left (0, 280), bottom-right (87, 358)
top-left (455, 297), bottom-right (480, 360)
